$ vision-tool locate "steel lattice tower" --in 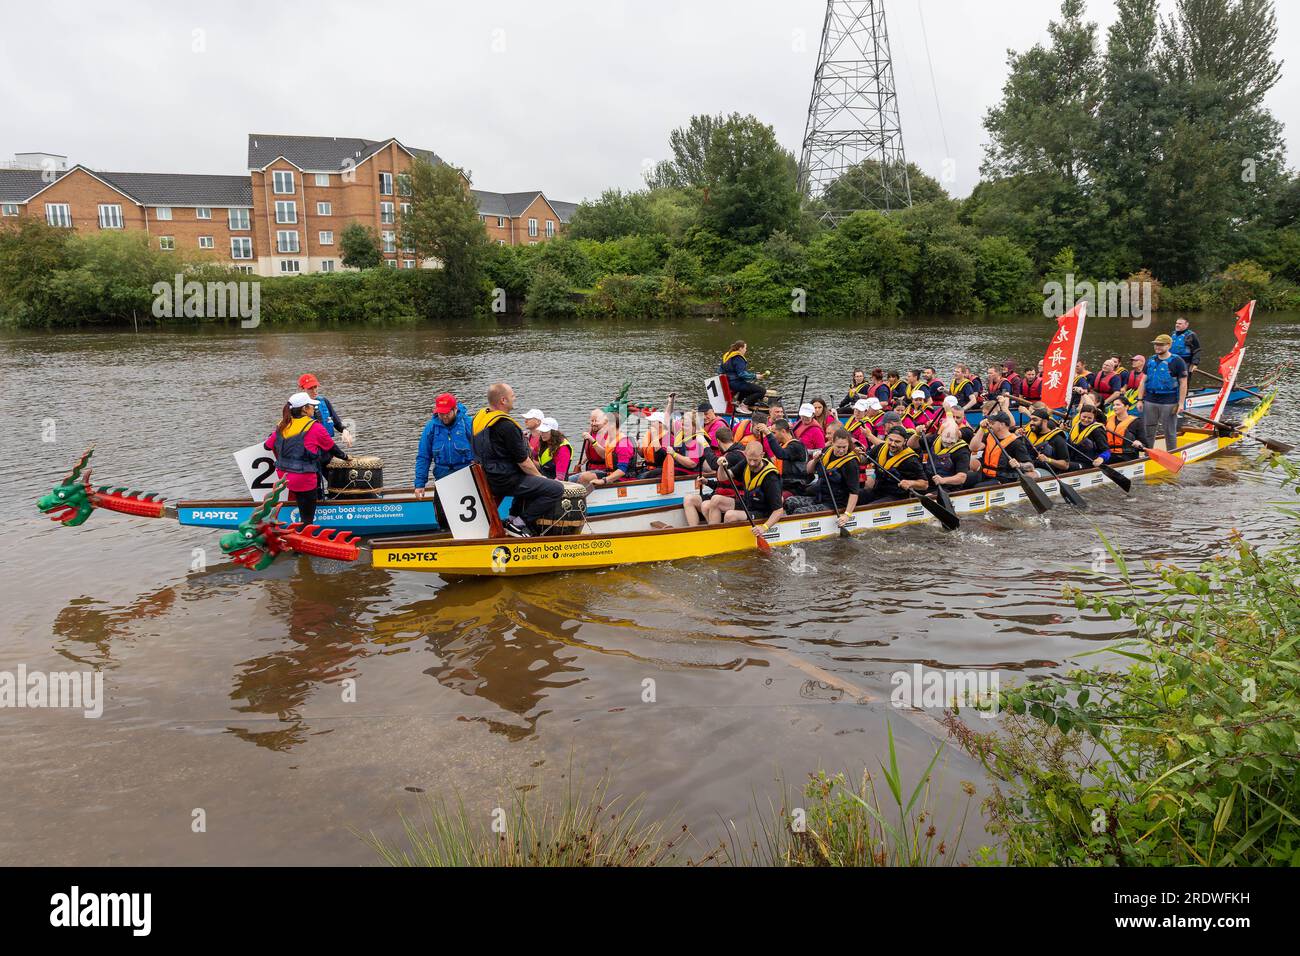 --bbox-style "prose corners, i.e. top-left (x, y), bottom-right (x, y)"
top-left (798, 0), bottom-right (912, 220)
